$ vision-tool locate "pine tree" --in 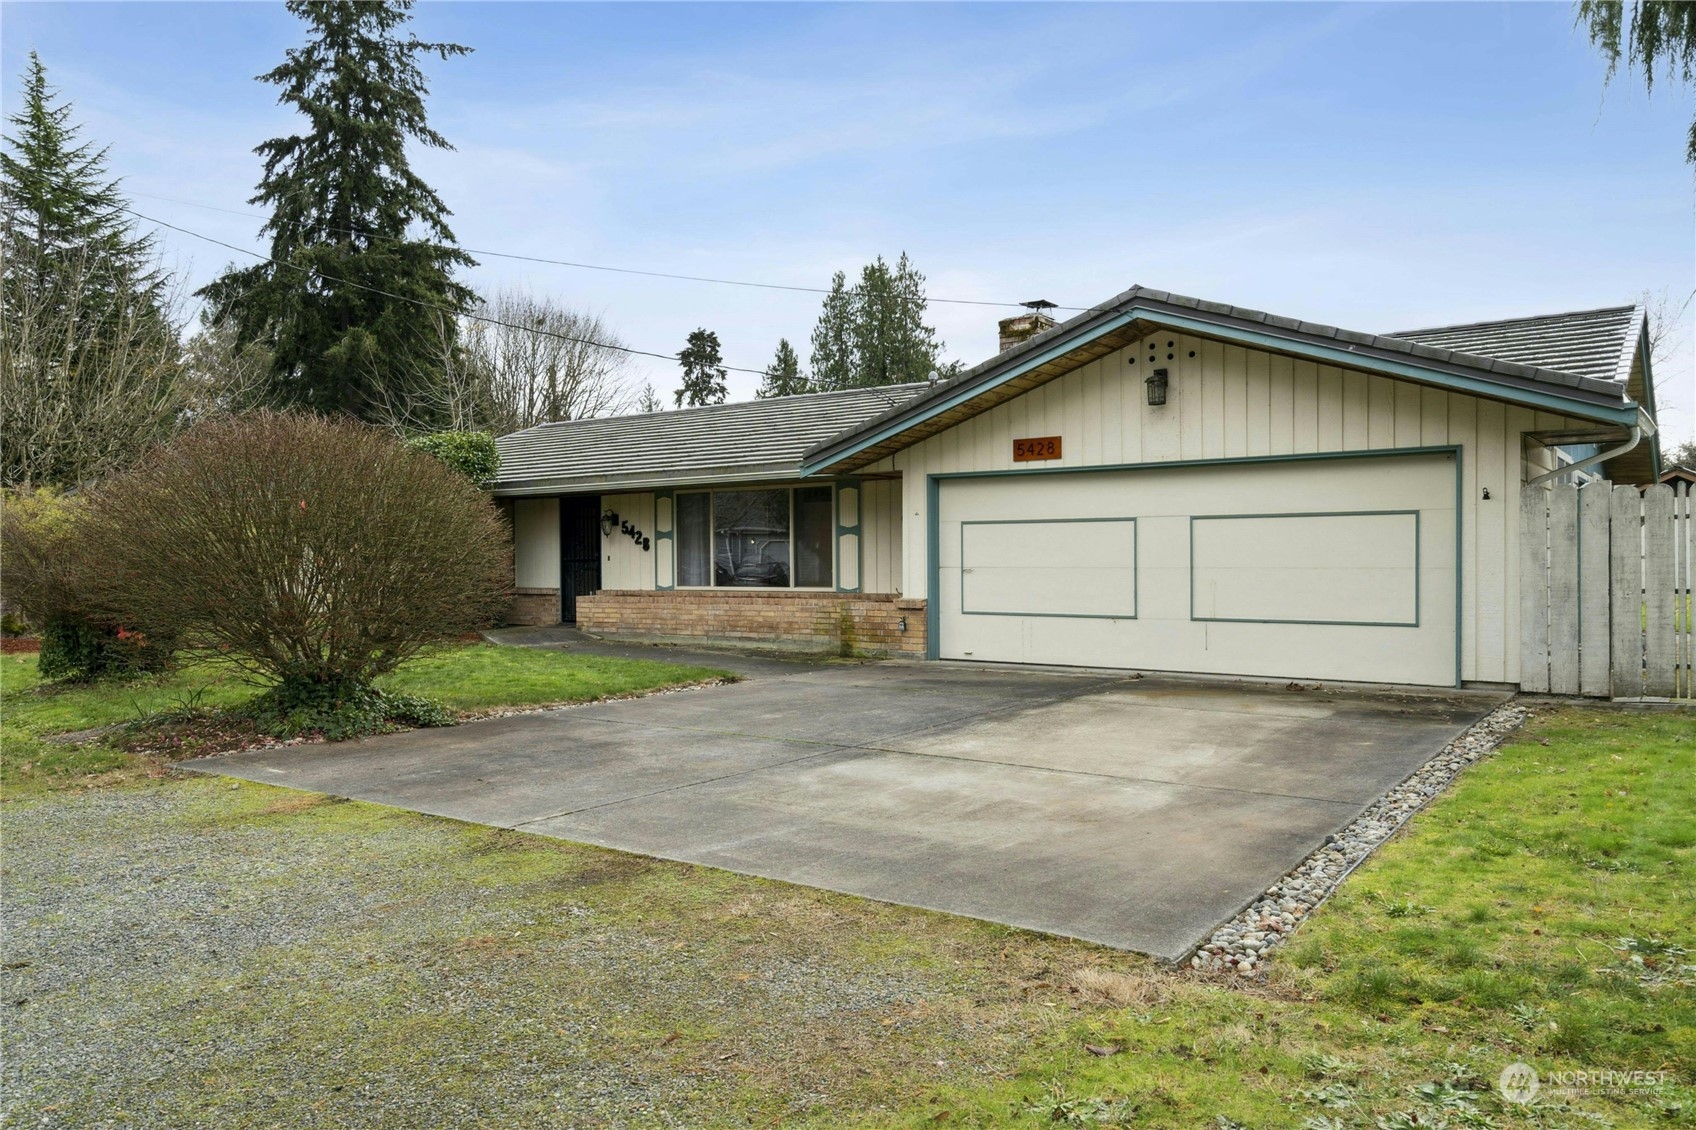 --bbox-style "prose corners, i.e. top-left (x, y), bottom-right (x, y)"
top-left (636, 383), bottom-right (662, 413)
top-left (807, 254), bottom-right (948, 390)
top-left (198, 0), bottom-right (477, 424)
top-left (808, 271), bottom-right (856, 391)
top-left (675, 329), bottom-right (727, 407)
top-left (757, 338), bottom-right (808, 397)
